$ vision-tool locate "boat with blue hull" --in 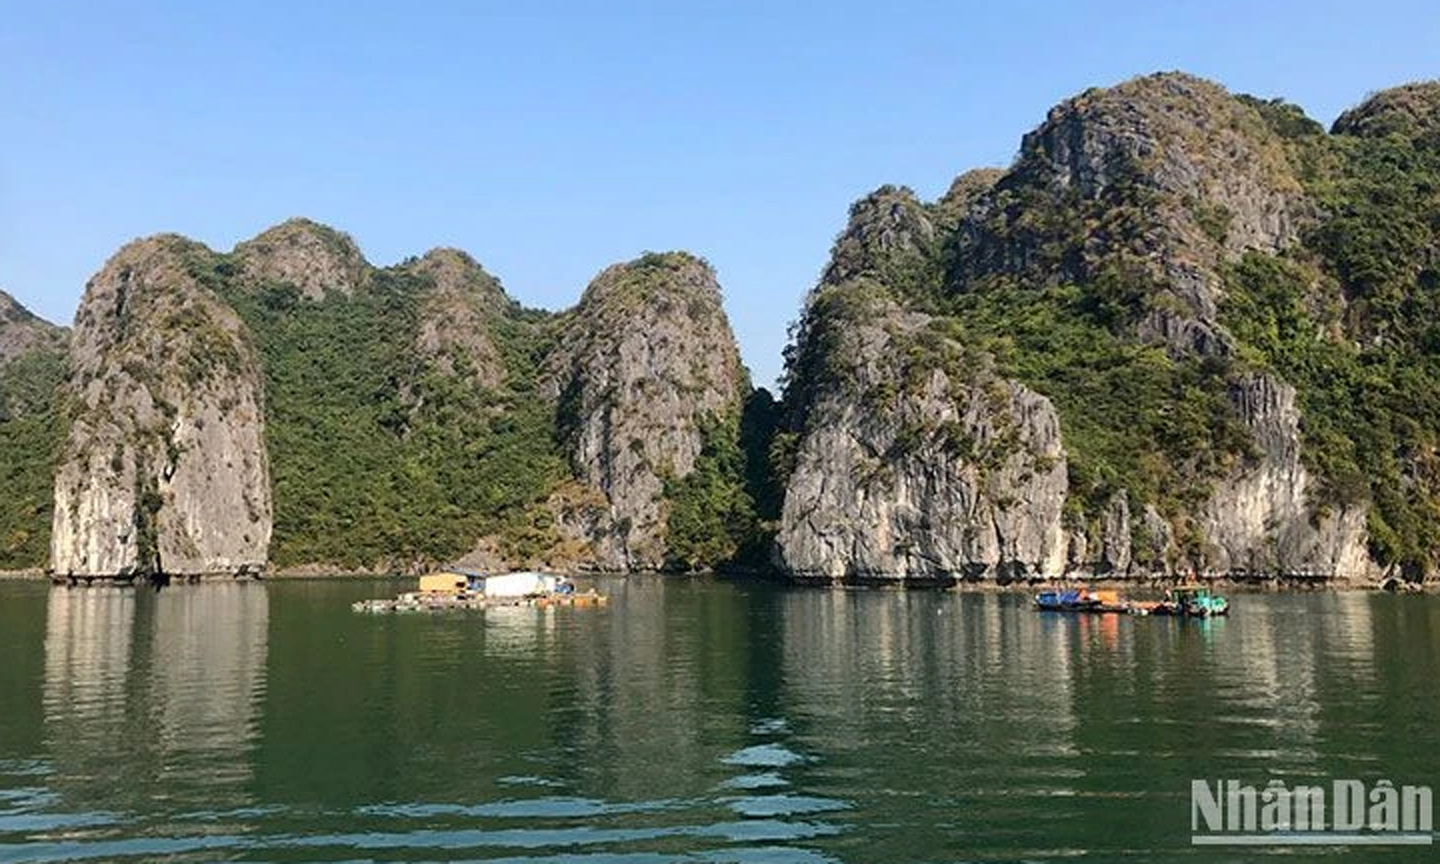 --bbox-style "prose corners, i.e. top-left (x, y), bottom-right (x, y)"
top-left (1034, 585), bottom-right (1229, 617)
top-left (1033, 588), bottom-right (1128, 613)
